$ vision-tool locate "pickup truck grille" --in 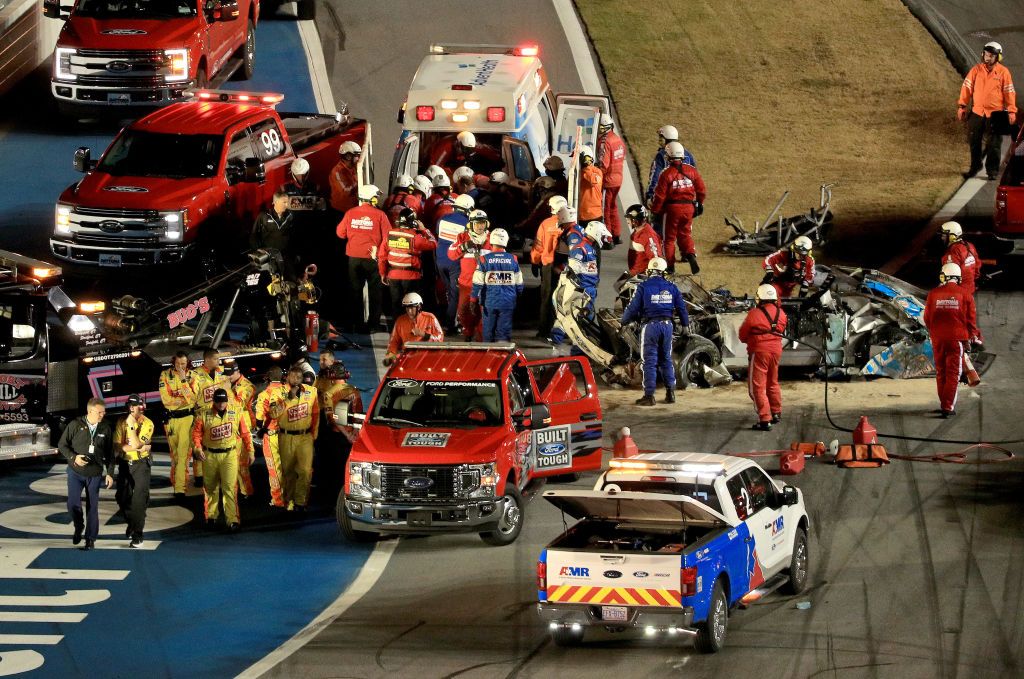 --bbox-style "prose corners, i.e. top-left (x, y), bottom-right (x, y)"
top-left (64, 49), bottom-right (173, 81)
top-left (75, 233), bottom-right (160, 247)
top-left (380, 465), bottom-right (459, 501)
top-left (76, 207), bottom-right (161, 220)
